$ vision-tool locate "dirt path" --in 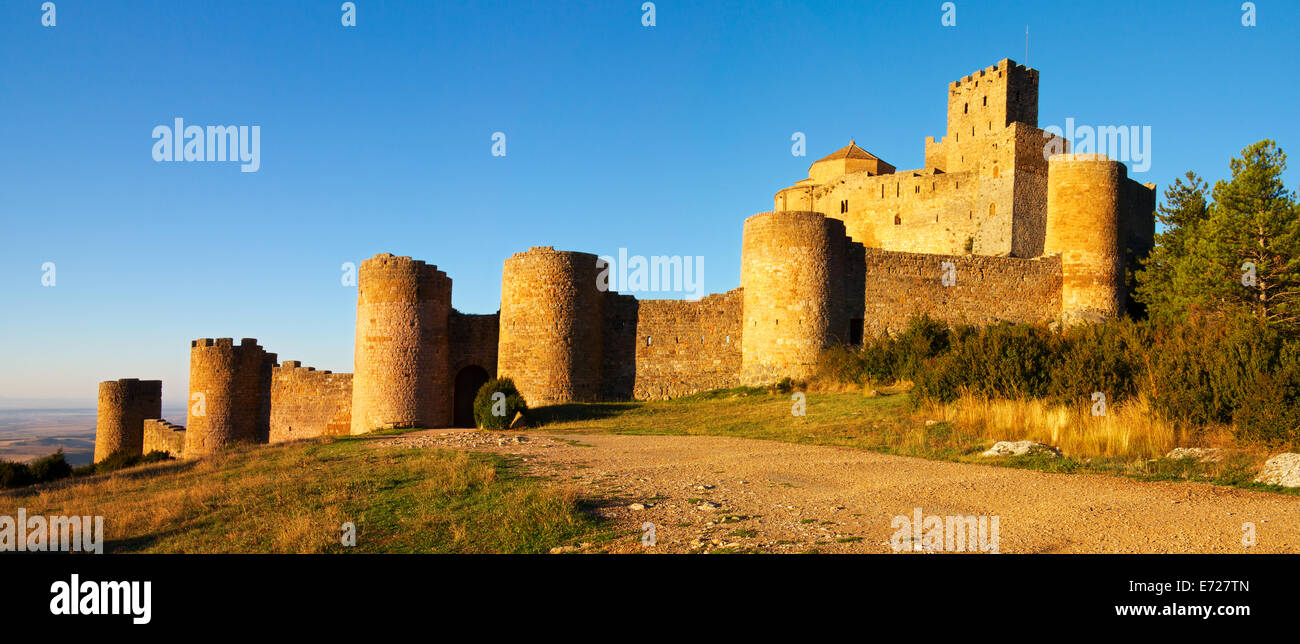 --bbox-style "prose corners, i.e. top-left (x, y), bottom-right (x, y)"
top-left (380, 429), bottom-right (1300, 554)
